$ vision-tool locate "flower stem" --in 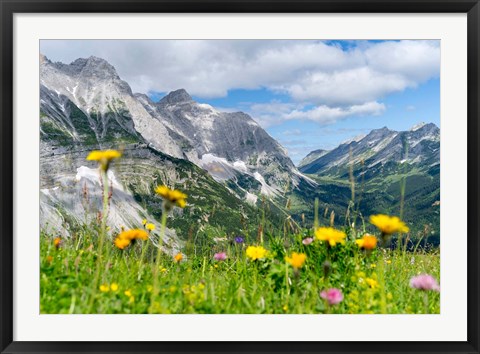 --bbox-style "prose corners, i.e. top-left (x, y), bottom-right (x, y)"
top-left (423, 292), bottom-right (429, 314)
top-left (87, 169), bottom-right (109, 313)
top-left (149, 209), bottom-right (167, 313)
top-left (137, 234), bottom-right (150, 281)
